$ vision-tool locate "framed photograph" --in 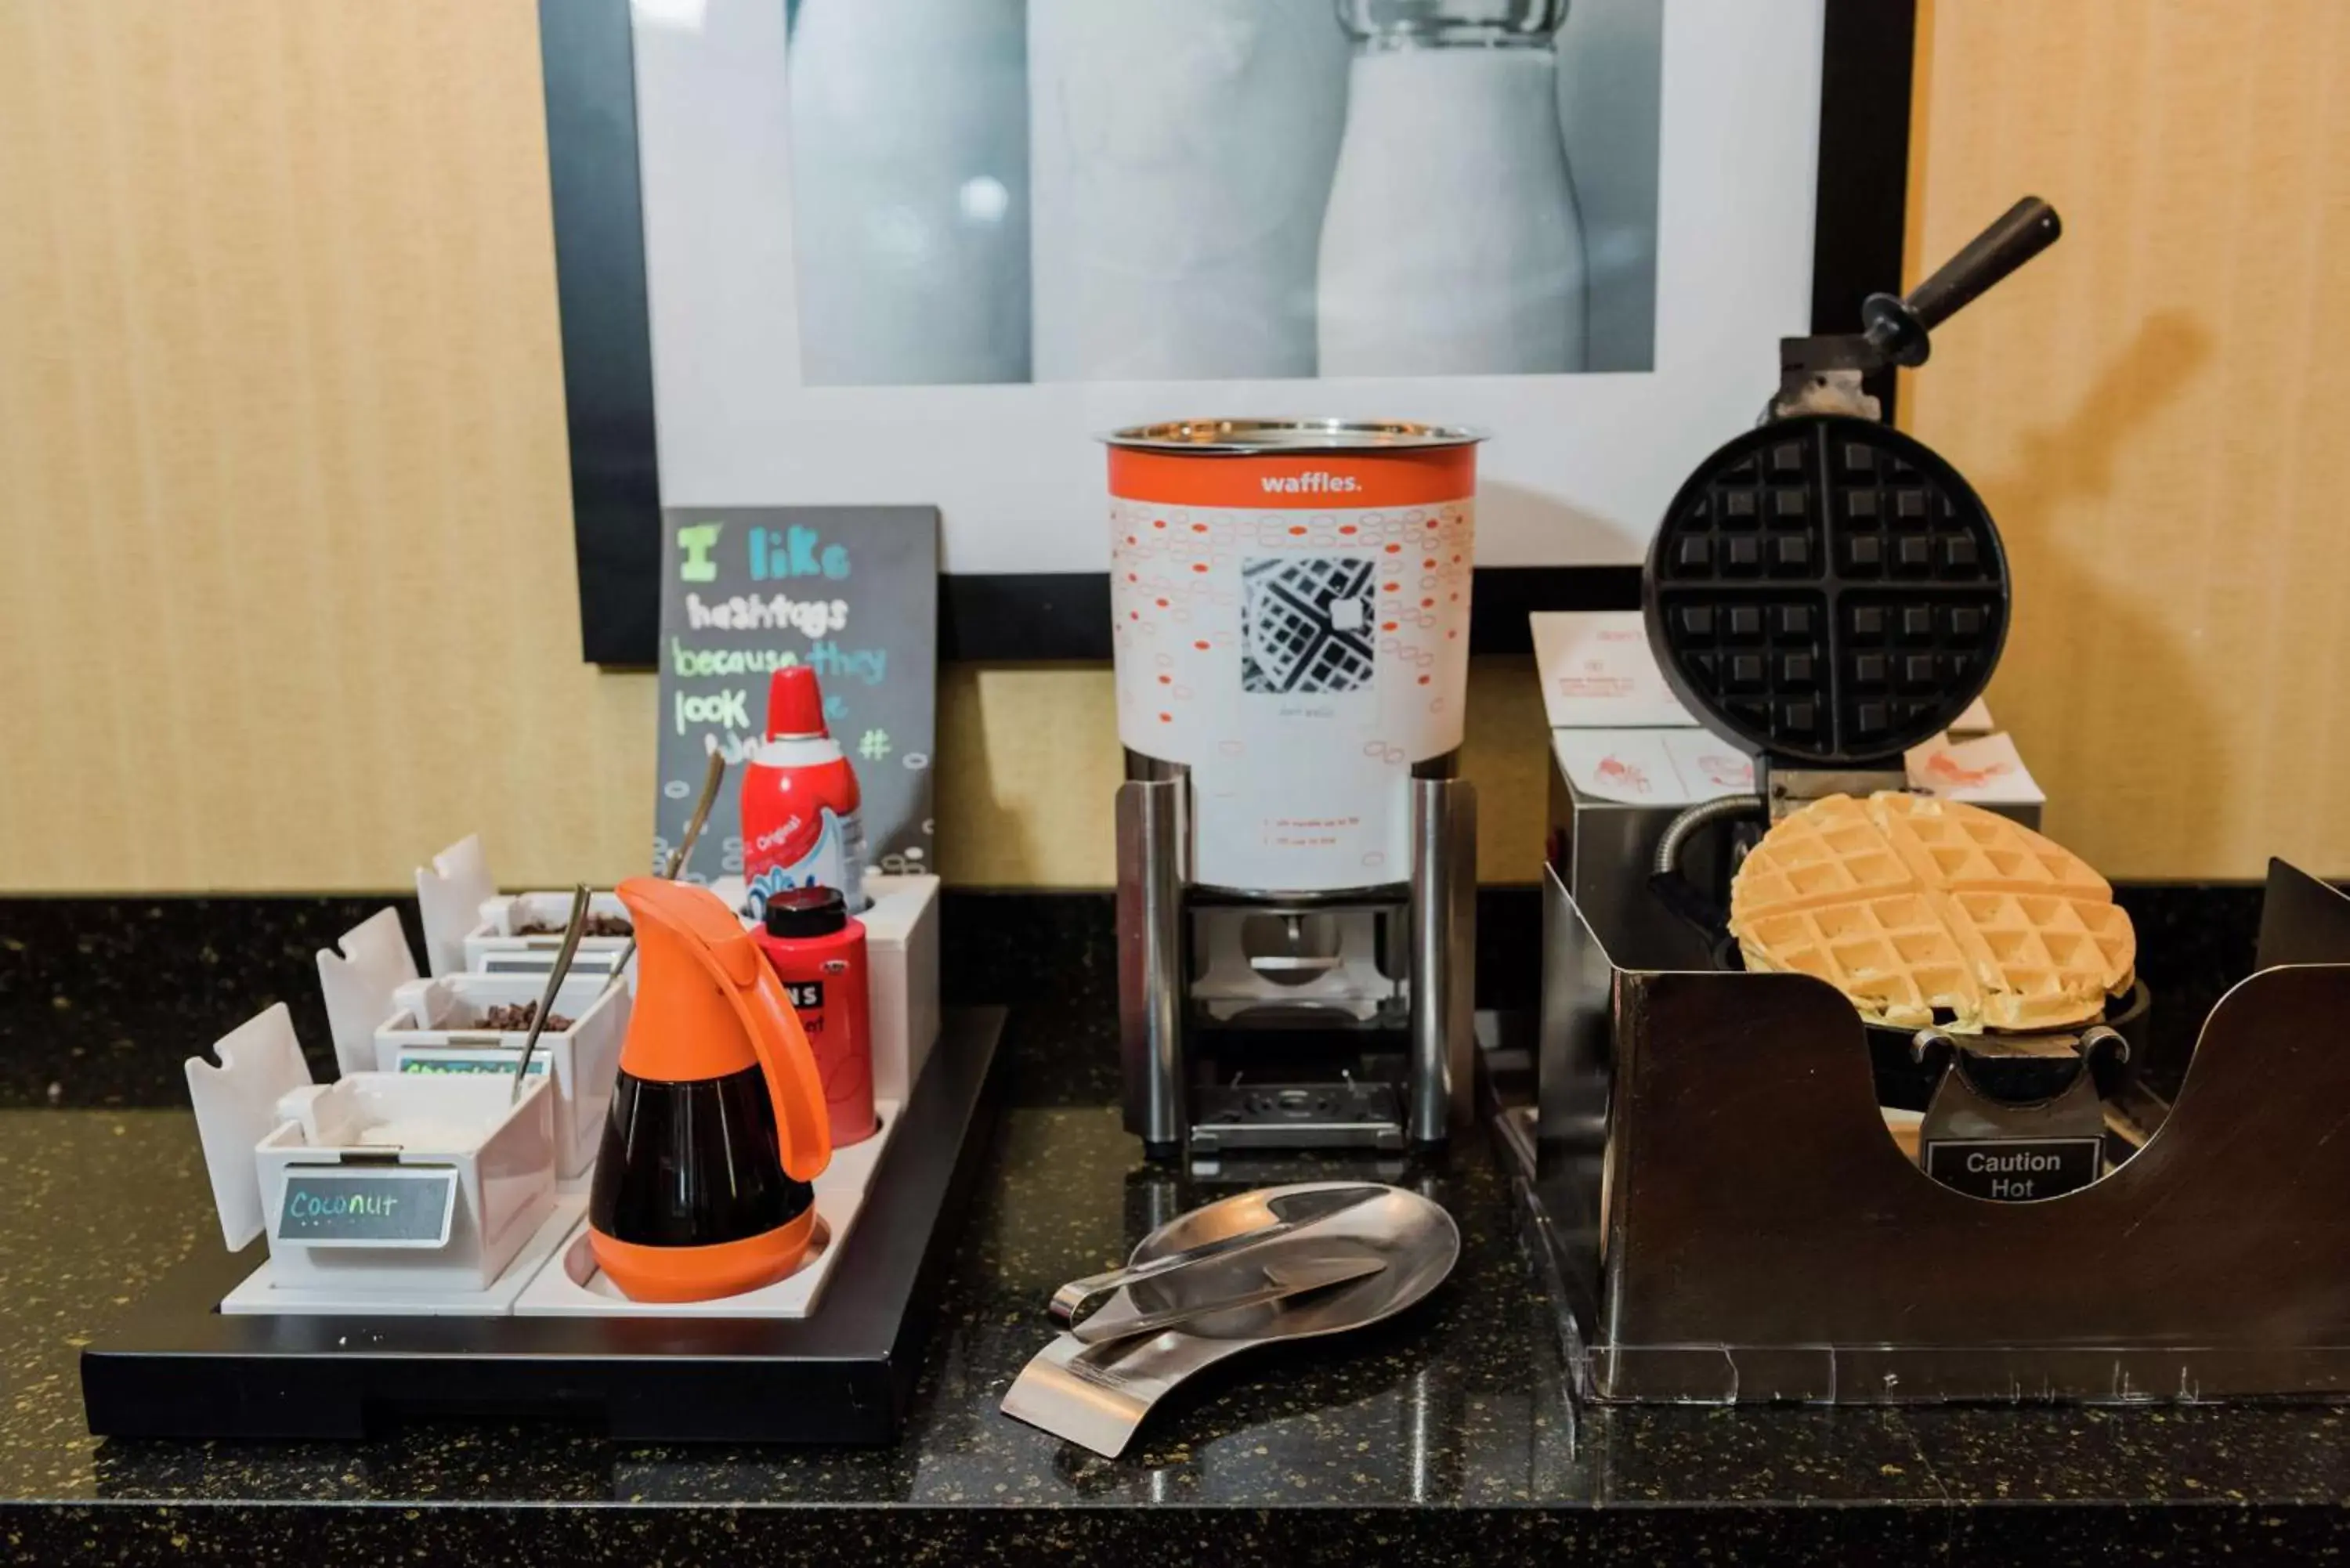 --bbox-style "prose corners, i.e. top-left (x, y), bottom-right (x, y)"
top-left (540, 0), bottom-right (1914, 664)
